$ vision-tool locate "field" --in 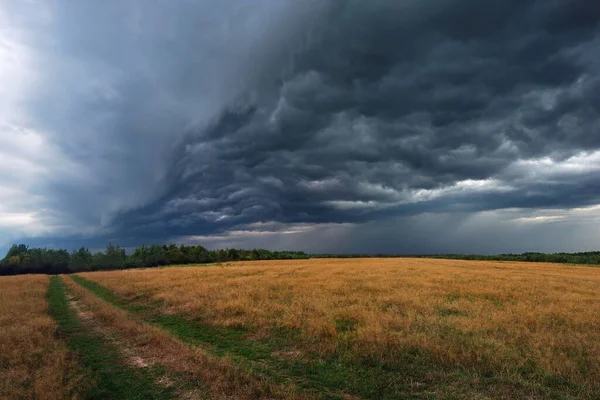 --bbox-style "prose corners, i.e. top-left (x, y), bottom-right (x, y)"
top-left (1, 258), bottom-right (600, 399)
top-left (0, 276), bottom-right (80, 399)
